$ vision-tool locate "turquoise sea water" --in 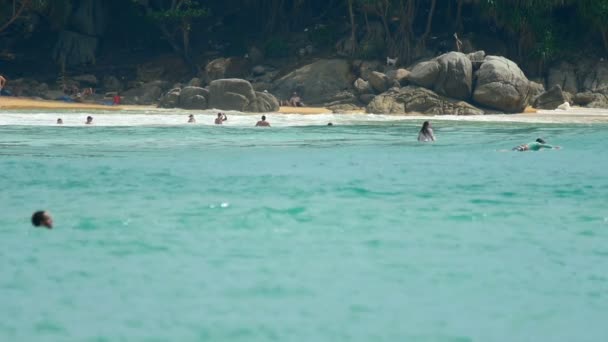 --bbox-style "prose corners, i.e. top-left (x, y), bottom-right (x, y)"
top-left (1, 112), bottom-right (607, 341)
